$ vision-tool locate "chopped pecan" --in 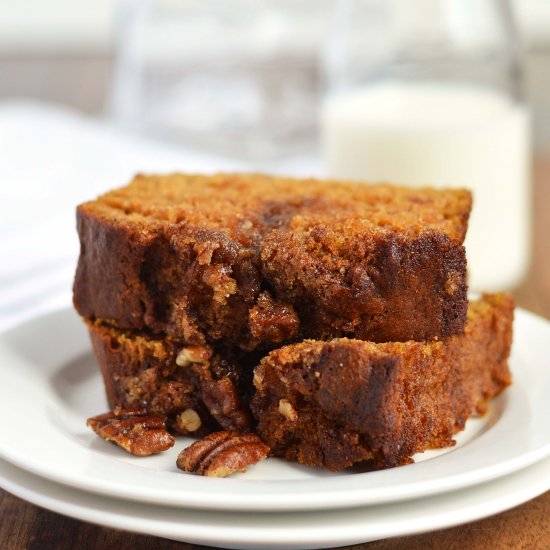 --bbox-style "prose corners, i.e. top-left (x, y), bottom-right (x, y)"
top-left (176, 431), bottom-right (270, 477)
top-left (201, 376), bottom-right (252, 433)
top-left (278, 399), bottom-right (298, 421)
top-left (202, 264), bottom-right (238, 303)
top-left (176, 408), bottom-right (202, 433)
top-left (176, 345), bottom-right (212, 367)
top-left (87, 407), bottom-right (174, 456)
top-left (173, 344), bottom-right (251, 433)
